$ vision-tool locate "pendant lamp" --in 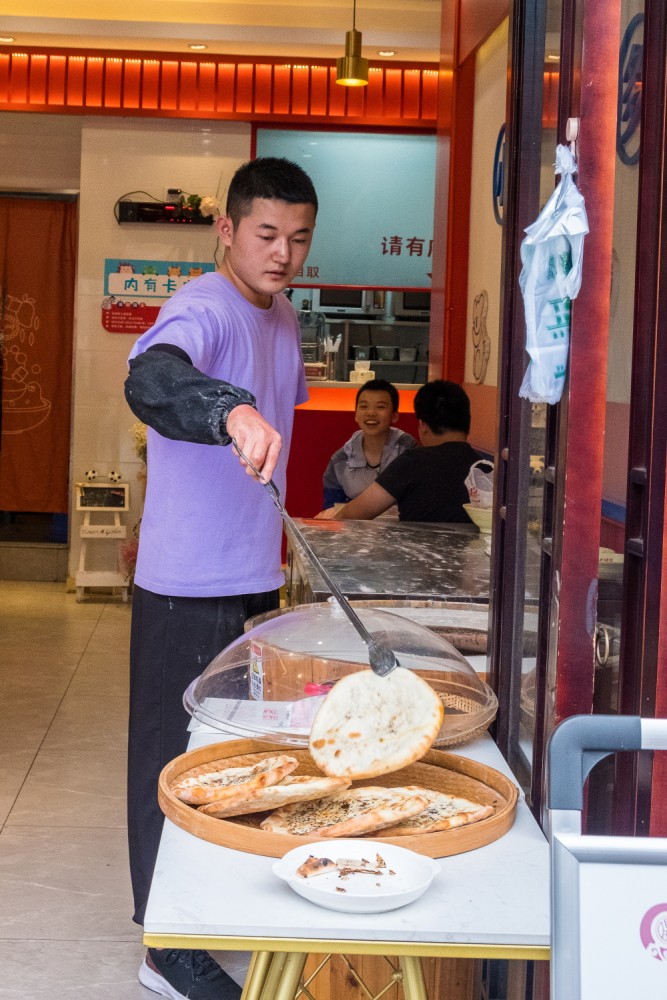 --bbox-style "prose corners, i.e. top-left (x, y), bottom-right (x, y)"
top-left (336, 0), bottom-right (369, 86)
